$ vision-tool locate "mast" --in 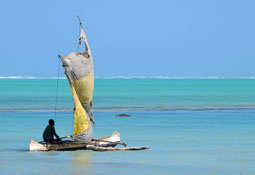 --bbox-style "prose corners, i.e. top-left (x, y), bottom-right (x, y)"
top-left (58, 16), bottom-right (95, 143)
top-left (78, 15), bottom-right (90, 54)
